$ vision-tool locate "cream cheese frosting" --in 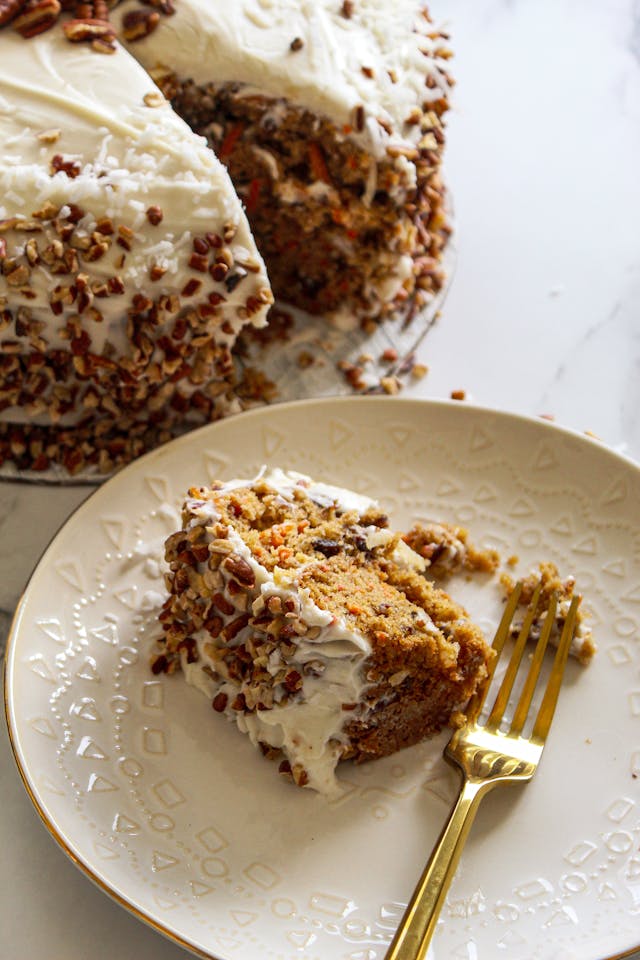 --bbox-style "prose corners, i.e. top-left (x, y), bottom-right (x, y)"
top-left (0, 28), bottom-right (271, 419)
top-left (117, 0), bottom-right (451, 160)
